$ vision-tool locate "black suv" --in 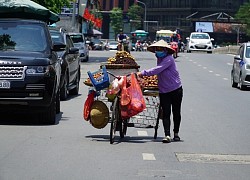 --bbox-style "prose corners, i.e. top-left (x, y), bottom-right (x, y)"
top-left (0, 19), bottom-right (64, 124)
top-left (49, 28), bottom-right (81, 100)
